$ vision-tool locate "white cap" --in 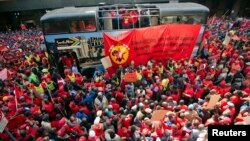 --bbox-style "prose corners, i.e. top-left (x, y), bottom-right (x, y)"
top-left (89, 130), bottom-right (96, 137)
top-left (96, 110), bottom-right (102, 117)
top-left (188, 104), bottom-right (194, 110)
top-left (131, 105), bottom-right (138, 111)
top-left (108, 105), bottom-right (113, 109)
top-left (94, 117), bottom-right (100, 124)
top-left (162, 102), bottom-right (167, 105)
top-left (145, 108), bottom-right (152, 113)
top-left (139, 102), bottom-right (144, 108)
top-left (98, 92), bottom-right (103, 96)
top-left (228, 102), bottom-right (234, 107)
top-left (156, 137), bottom-right (161, 141)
